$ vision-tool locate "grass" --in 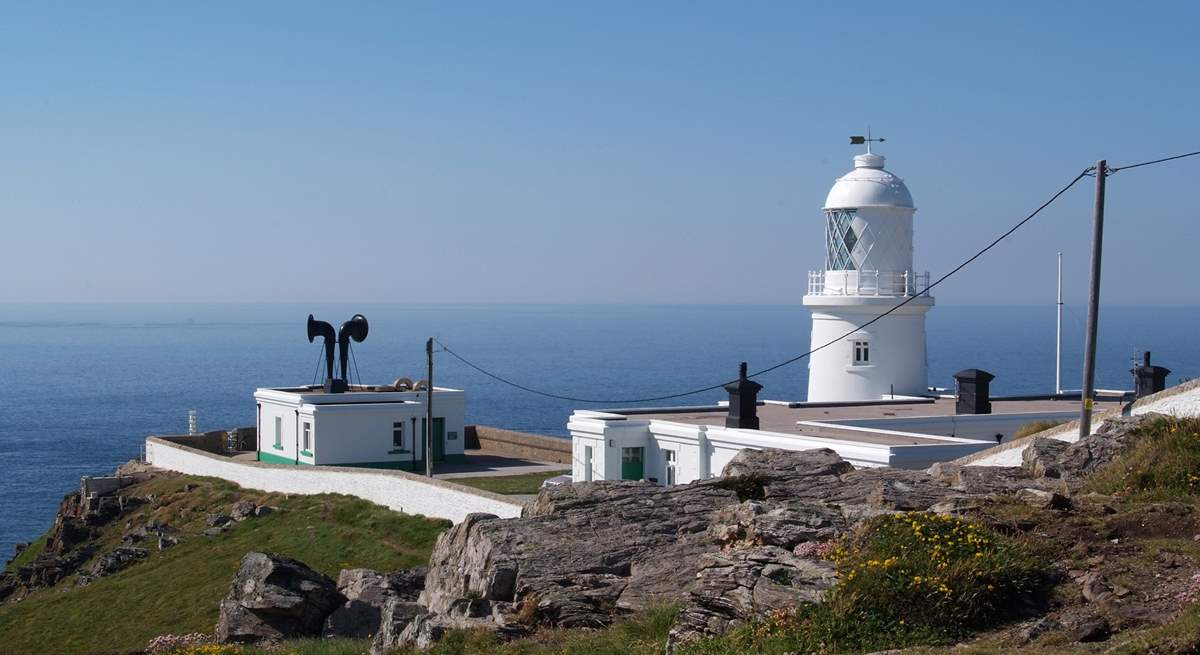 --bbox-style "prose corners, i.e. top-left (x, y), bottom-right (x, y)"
top-left (450, 470), bottom-right (569, 495)
top-left (3, 534), bottom-right (47, 573)
top-left (1013, 419), bottom-right (1068, 440)
top-left (1085, 415), bottom-right (1200, 500)
top-left (0, 474), bottom-right (449, 655)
